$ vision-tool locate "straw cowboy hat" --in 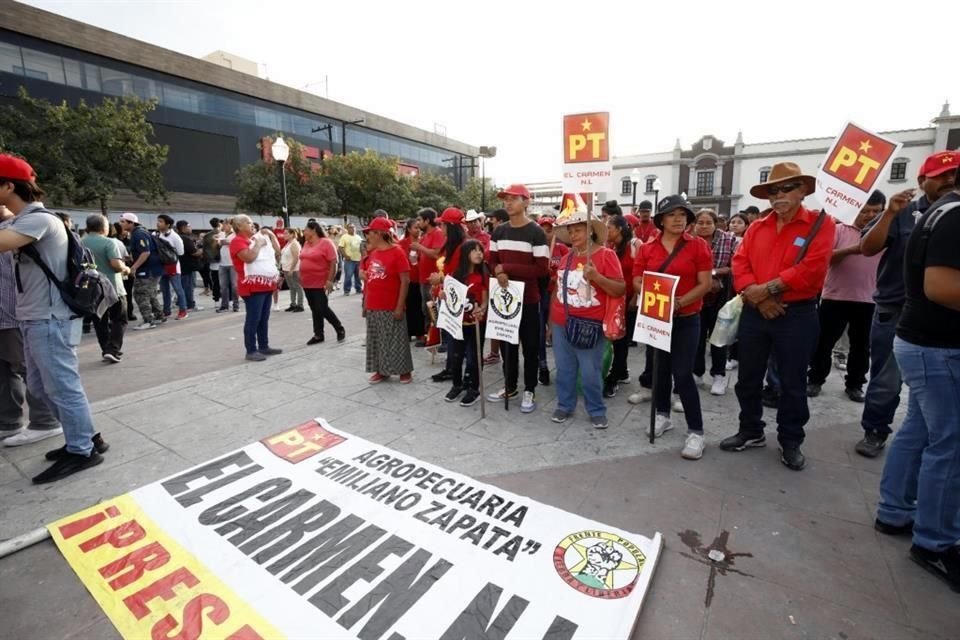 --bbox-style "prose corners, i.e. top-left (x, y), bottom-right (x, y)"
top-left (749, 162), bottom-right (816, 199)
top-left (553, 208), bottom-right (607, 245)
